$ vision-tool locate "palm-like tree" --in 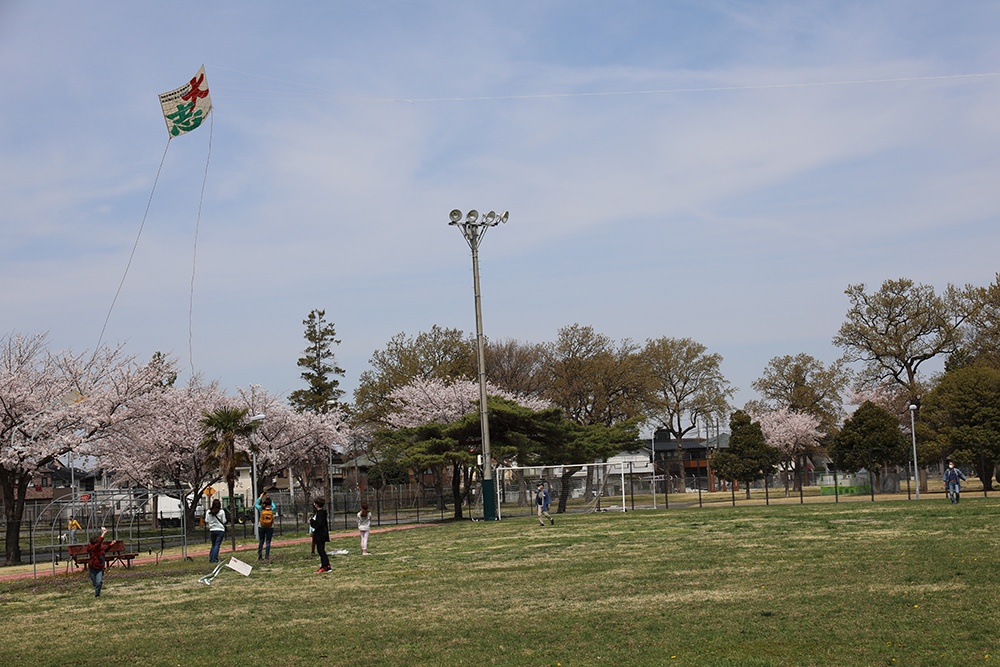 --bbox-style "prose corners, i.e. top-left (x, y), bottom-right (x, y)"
top-left (200, 407), bottom-right (260, 552)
